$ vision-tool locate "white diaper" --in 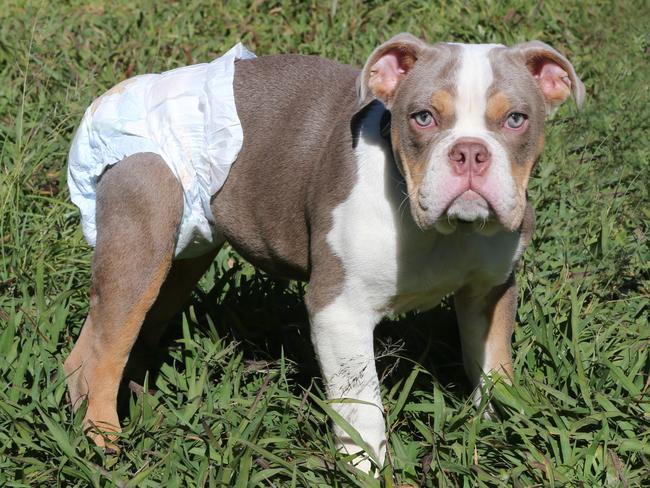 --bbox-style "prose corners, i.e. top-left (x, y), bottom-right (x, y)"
top-left (68, 43), bottom-right (255, 258)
